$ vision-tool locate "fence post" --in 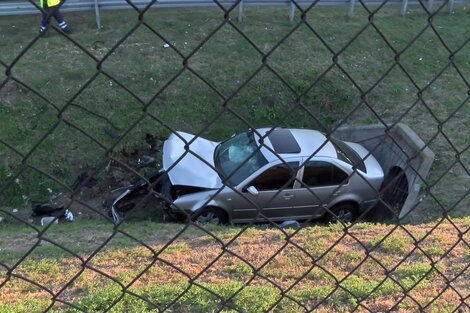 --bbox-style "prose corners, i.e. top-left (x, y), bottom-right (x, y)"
top-left (400, 0), bottom-right (408, 16)
top-left (427, 0), bottom-right (434, 11)
top-left (447, 0), bottom-right (454, 14)
top-left (289, 0), bottom-right (295, 22)
top-left (237, 0), bottom-right (244, 22)
top-left (94, 0), bottom-right (101, 29)
top-left (348, 0), bottom-right (355, 18)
